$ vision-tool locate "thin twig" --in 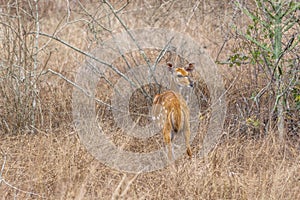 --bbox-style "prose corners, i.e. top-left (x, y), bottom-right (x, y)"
top-left (46, 69), bottom-right (112, 108)
top-left (29, 31), bottom-right (136, 87)
top-left (111, 174), bottom-right (127, 200)
top-left (0, 154), bottom-right (6, 180)
top-left (150, 37), bottom-right (175, 93)
top-left (1, 179), bottom-right (44, 198)
top-left (115, 1), bottom-right (130, 13)
top-left (152, 37), bottom-right (175, 72)
top-left (104, 0), bottom-right (155, 99)
top-left (46, 69), bottom-right (133, 115)
top-left (0, 154), bottom-right (44, 198)
top-left (182, 0), bottom-right (201, 33)
top-left (77, 0), bottom-right (112, 32)
top-left (31, 0), bottom-right (39, 131)
top-left (111, 32), bottom-right (151, 99)
top-left (120, 172), bottom-right (140, 198)
top-left (85, 59), bottom-right (120, 95)
top-left (111, 172), bottom-right (141, 200)
top-left (103, 0), bottom-right (152, 69)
